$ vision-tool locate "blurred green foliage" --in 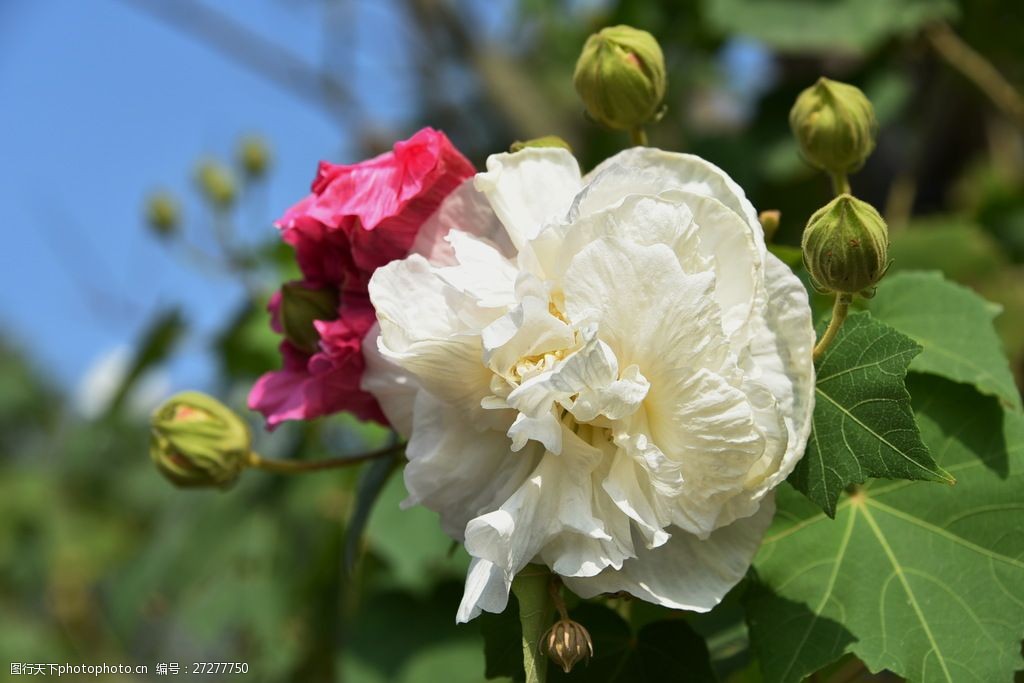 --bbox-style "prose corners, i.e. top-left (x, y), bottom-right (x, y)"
top-left (4, 0), bottom-right (1024, 680)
